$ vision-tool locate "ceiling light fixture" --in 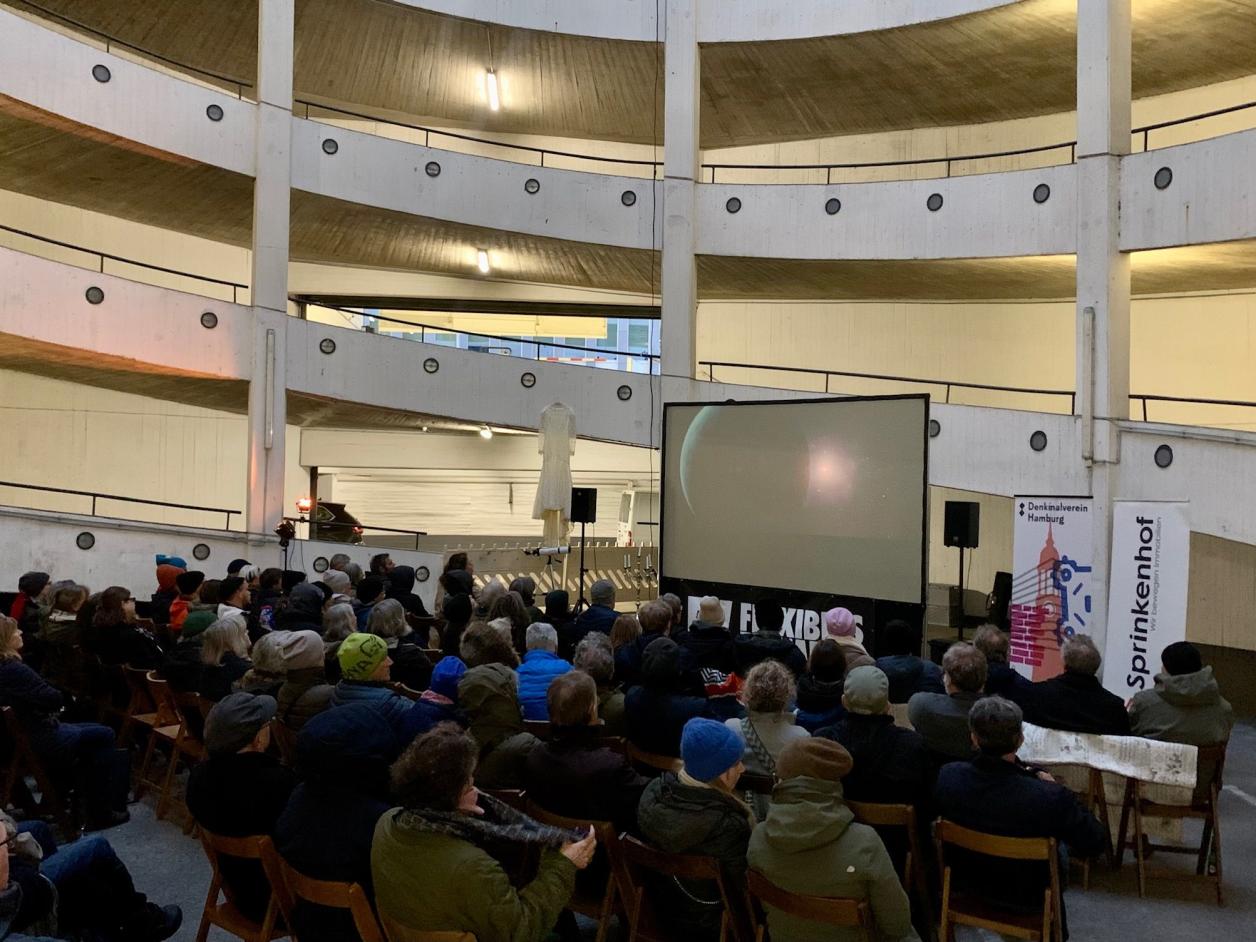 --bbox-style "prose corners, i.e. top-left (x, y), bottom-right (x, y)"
top-left (485, 69), bottom-right (500, 112)
top-left (477, 249), bottom-right (490, 274)
top-left (479, 425), bottom-right (494, 440)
